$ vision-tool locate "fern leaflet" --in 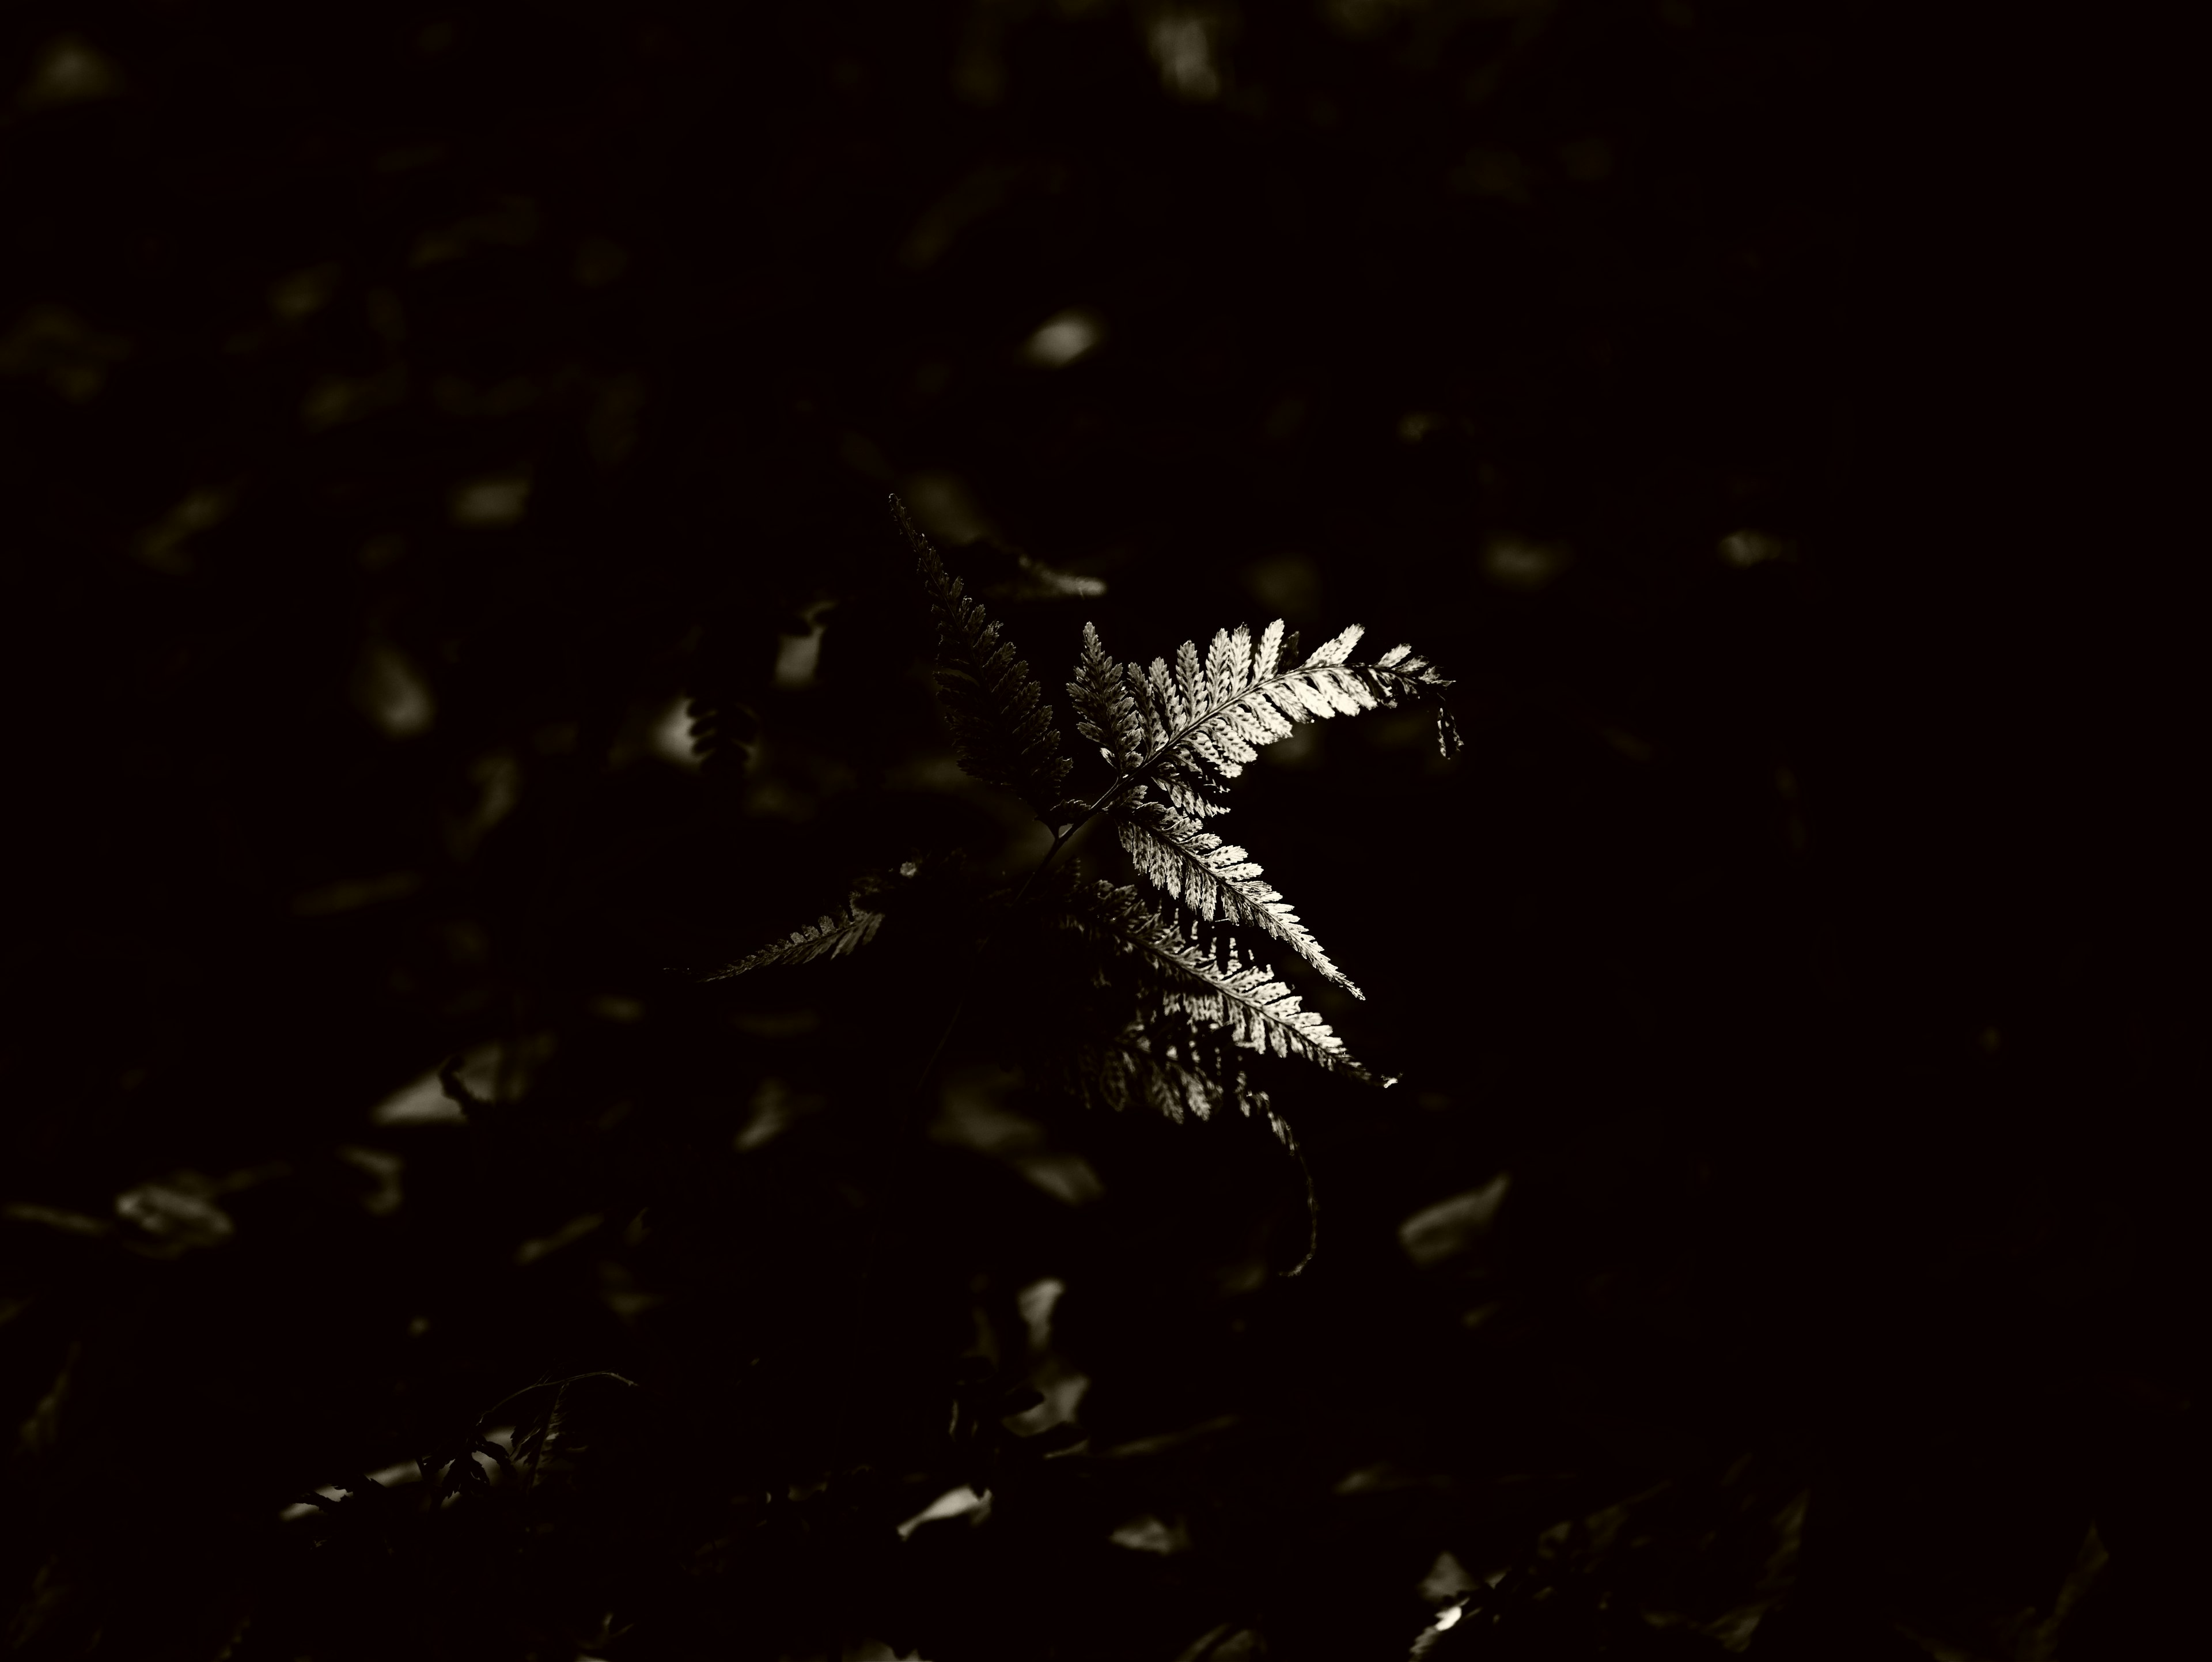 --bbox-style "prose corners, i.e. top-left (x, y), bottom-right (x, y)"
top-left (898, 497), bottom-right (1075, 823)
top-left (1117, 620), bottom-right (1464, 801)
top-left (1059, 881), bottom-right (1385, 1086)
top-left (699, 860), bottom-right (930, 980)
top-left (1069, 617), bottom-right (1460, 993)
top-left (702, 895), bottom-right (885, 979)
top-left (1059, 1029), bottom-right (1264, 1128)
top-left (1114, 786), bottom-right (1361, 995)
top-left (1070, 621), bottom-right (1146, 776)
